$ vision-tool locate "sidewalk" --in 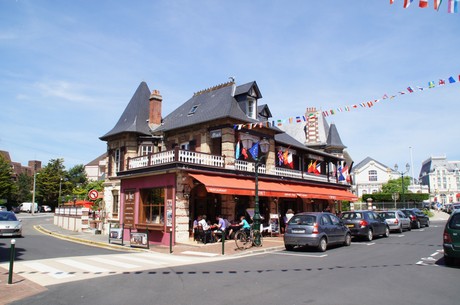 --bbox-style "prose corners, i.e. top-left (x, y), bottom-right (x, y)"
top-left (36, 223), bottom-right (286, 257)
